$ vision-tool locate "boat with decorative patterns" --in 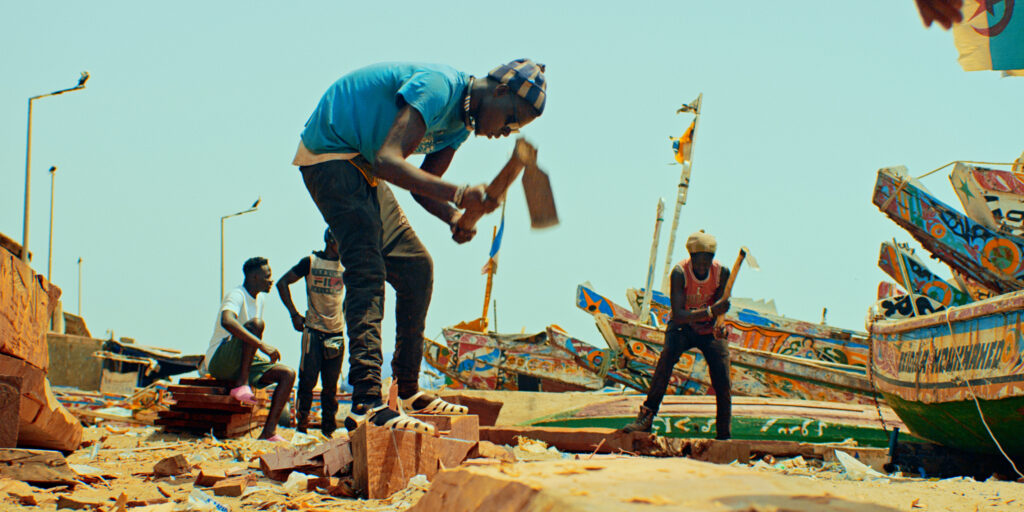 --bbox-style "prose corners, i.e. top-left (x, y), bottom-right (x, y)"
top-left (438, 327), bottom-right (605, 392)
top-left (950, 162), bottom-right (1024, 236)
top-left (625, 287), bottom-right (870, 367)
top-left (578, 284), bottom-right (880, 404)
top-left (545, 325), bottom-right (693, 395)
top-left (874, 241), bottom-right (970, 319)
top-left (867, 290), bottom-right (1024, 461)
top-left (526, 395), bottom-right (917, 447)
top-left (872, 166), bottom-right (1024, 295)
